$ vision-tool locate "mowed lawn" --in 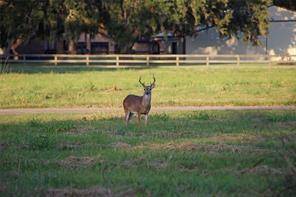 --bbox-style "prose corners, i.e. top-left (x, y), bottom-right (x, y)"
top-left (0, 65), bottom-right (295, 108)
top-left (0, 110), bottom-right (295, 196)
